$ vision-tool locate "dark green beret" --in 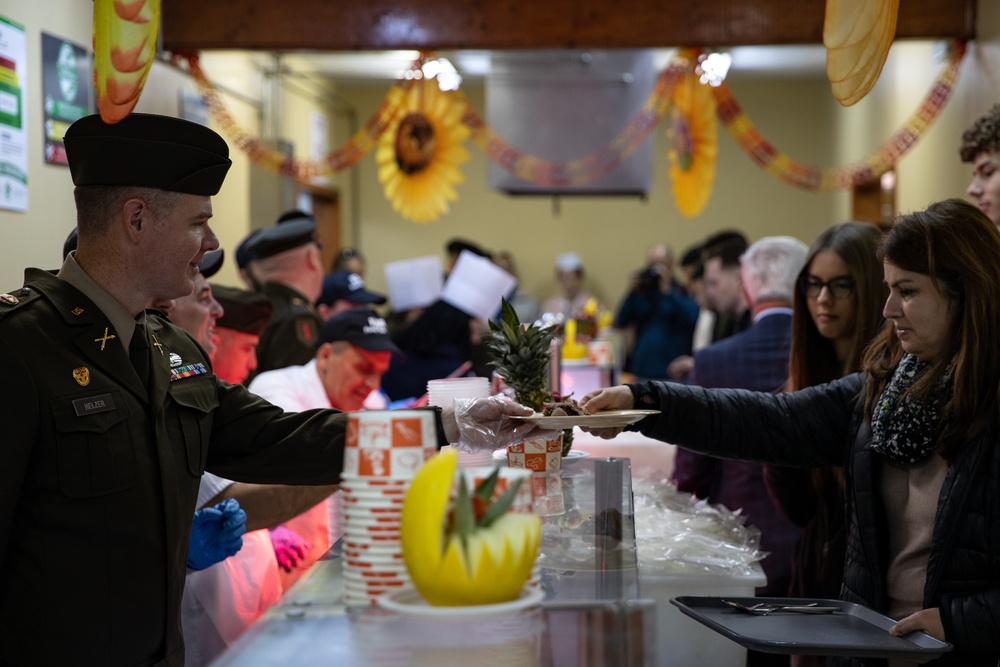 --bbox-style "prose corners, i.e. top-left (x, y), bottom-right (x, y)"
top-left (211, 284), bottom-right (273, 336)
top-left (242, 214), bottom-right (317, 261)
top-left (64, 113), bottom-right (232, 196)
